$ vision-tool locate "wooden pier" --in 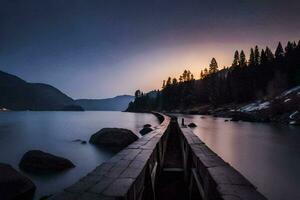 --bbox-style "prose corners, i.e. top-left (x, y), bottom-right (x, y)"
top-left (49, 114), bottom-right (267, 200)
